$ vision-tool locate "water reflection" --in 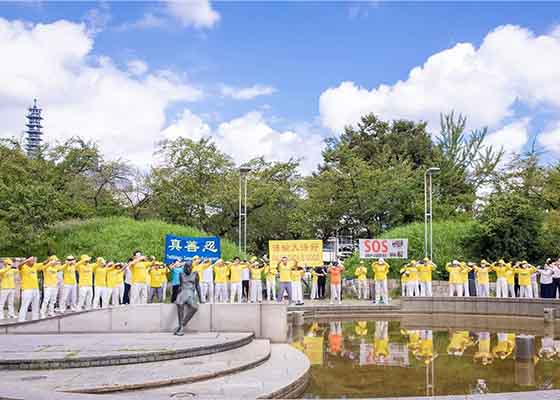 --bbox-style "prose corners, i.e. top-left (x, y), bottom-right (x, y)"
top-left (288, 319), bottom-right (560, 398)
